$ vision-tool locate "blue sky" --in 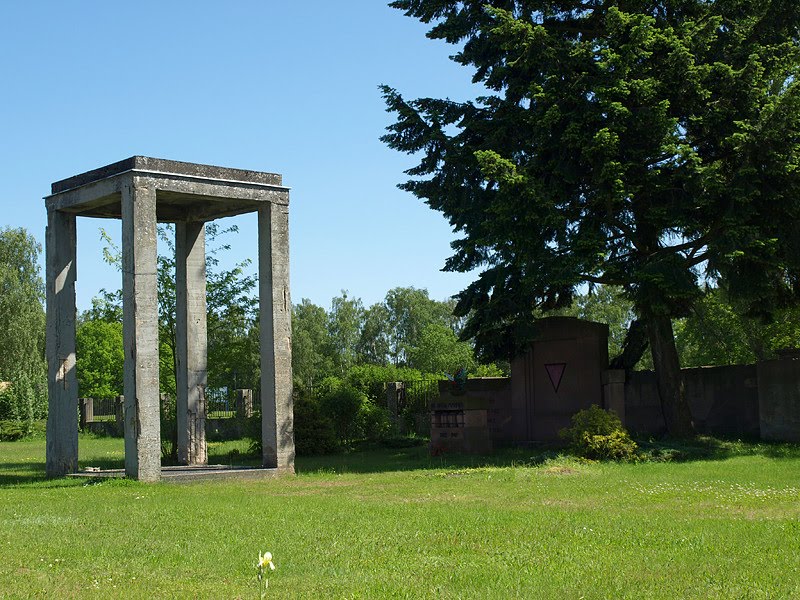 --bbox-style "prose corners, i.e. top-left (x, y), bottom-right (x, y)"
top-left (0, 1), bottom-right (481, 311)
